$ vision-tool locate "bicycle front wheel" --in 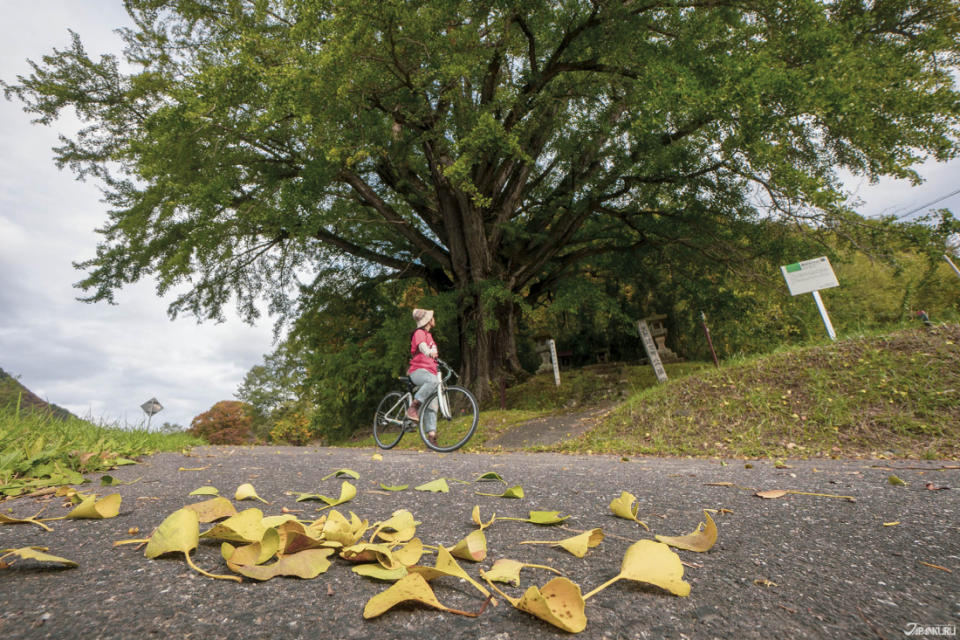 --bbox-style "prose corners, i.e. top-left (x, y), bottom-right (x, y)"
top-left (373, 391), bottom-right (408, 449)
top-left (421, 385), bottom-right (479, 452)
